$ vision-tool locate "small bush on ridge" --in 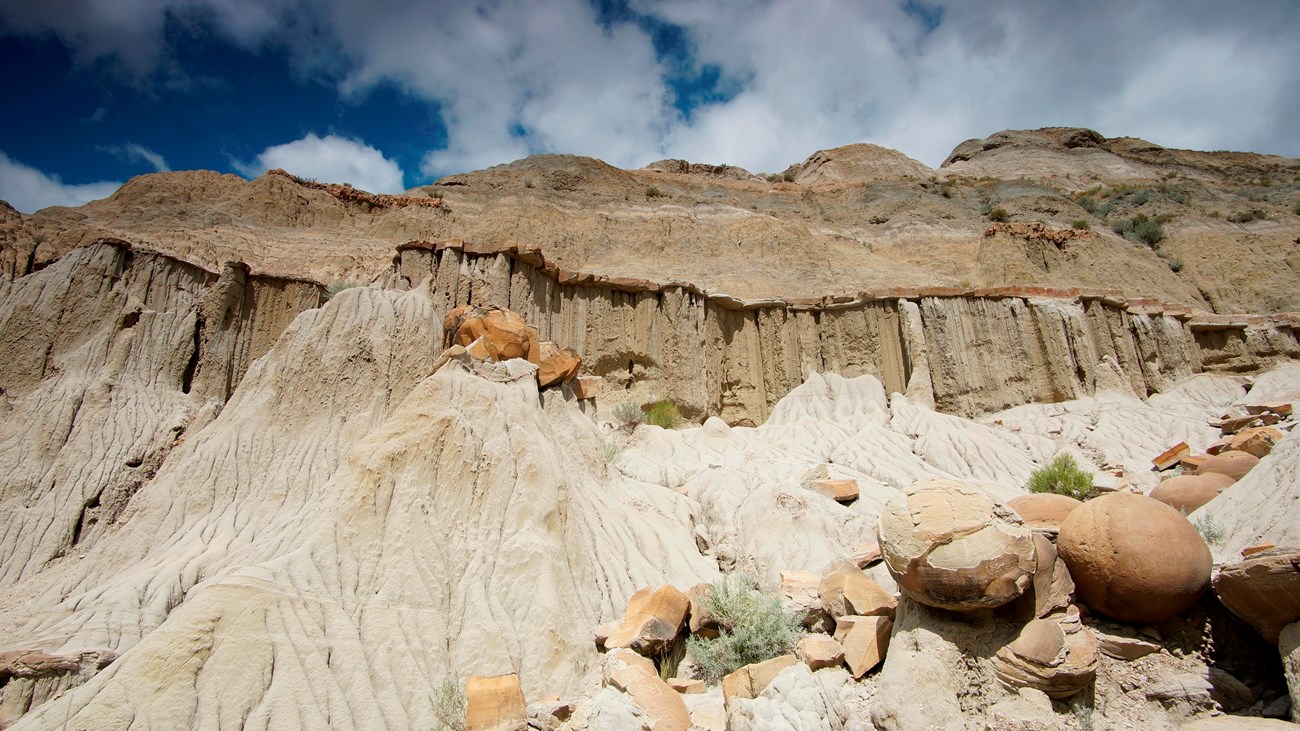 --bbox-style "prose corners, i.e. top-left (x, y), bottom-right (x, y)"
top-left (644, 400), bottom-right (682, 429)
top-left (686, 573), bottom-right (803, 683)
top-left (613, 402), bottom-right (645, 430)
top-left (1026, 454), bottom-right (1094, 501)
top-left (987, 207), bottom-right (1009, 222)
